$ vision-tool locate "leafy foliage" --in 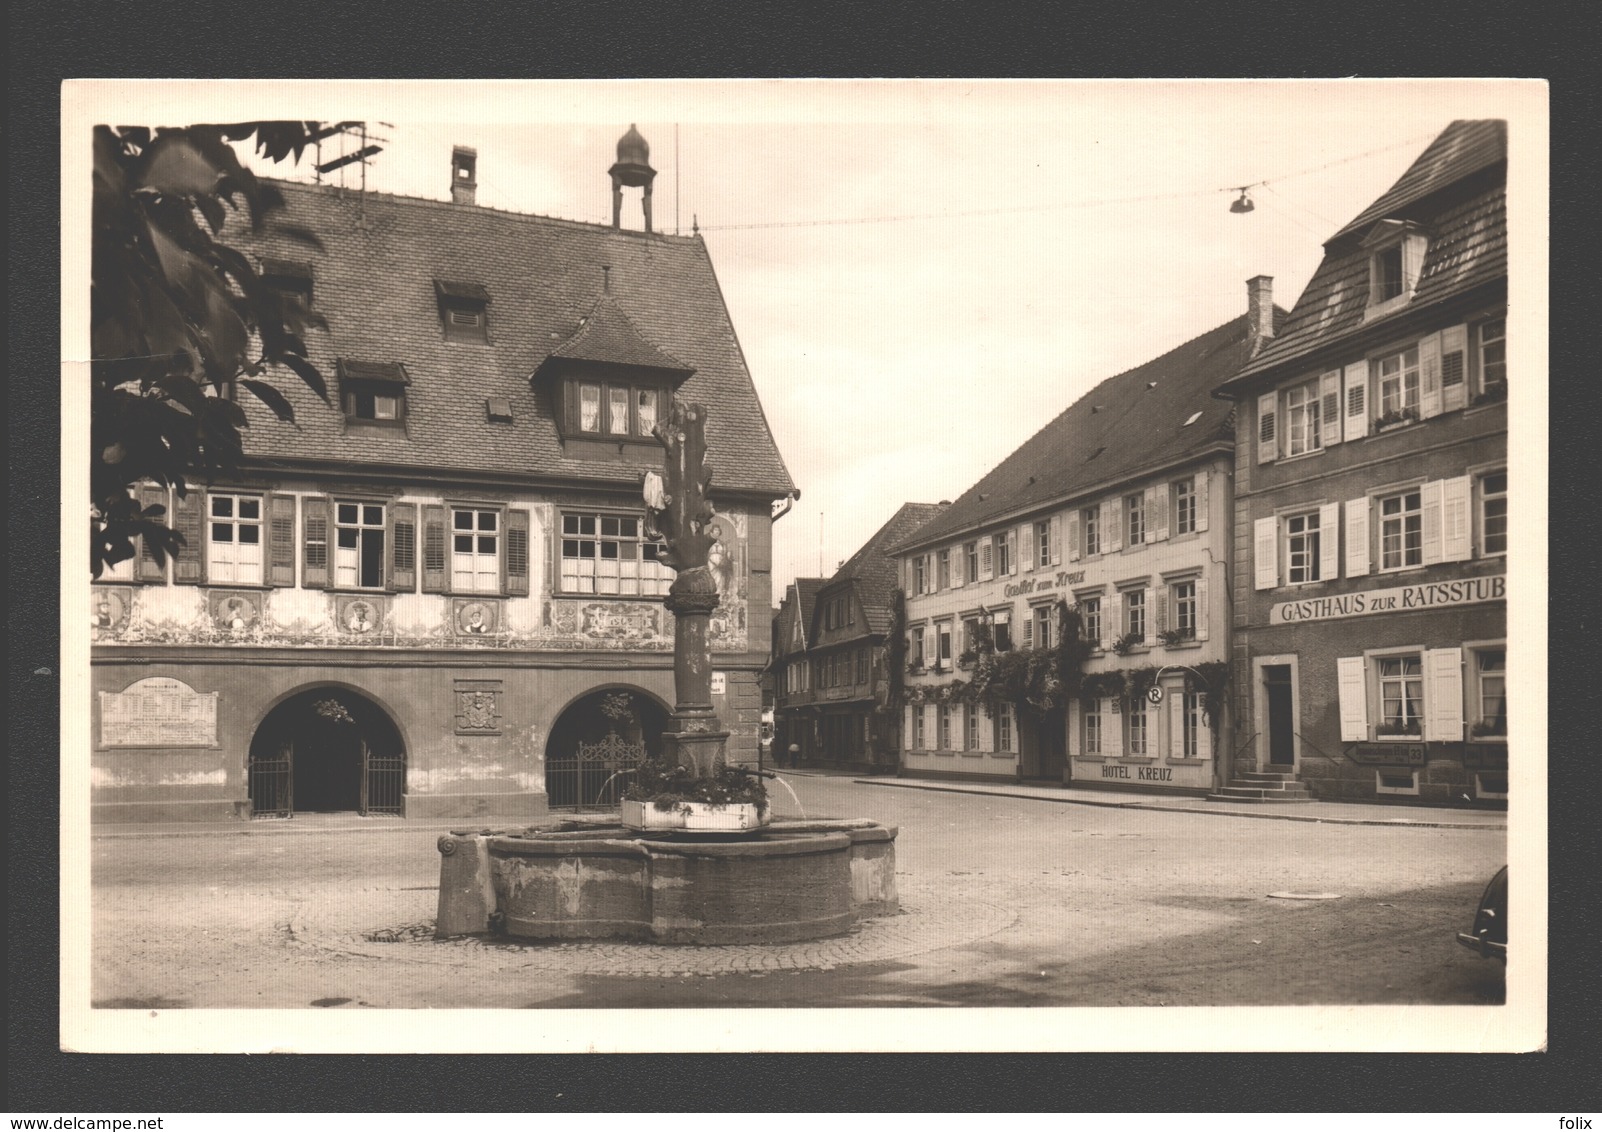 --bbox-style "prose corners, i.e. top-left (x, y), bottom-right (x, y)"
top-left (91, 121), bottom-right (332, 577)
